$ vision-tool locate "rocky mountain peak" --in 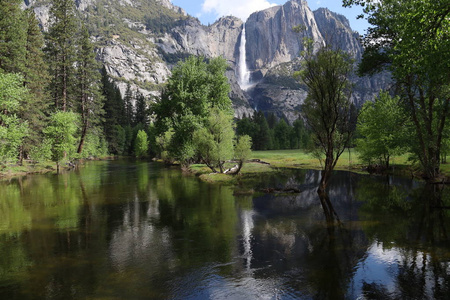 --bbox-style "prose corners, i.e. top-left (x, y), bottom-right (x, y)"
top-left (24, 0), bottom-right (389, 122)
